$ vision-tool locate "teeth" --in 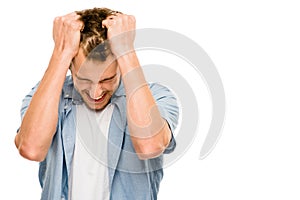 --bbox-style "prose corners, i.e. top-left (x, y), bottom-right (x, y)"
top-left (94, 94), bottom-right (104, 100)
